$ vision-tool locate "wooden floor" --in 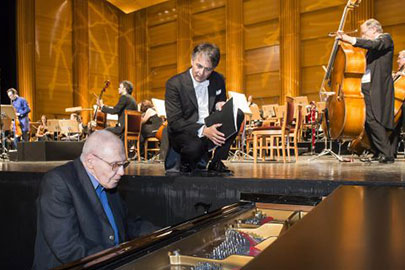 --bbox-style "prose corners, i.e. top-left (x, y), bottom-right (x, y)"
top-left (1, 154), bottom-right (405, 183)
